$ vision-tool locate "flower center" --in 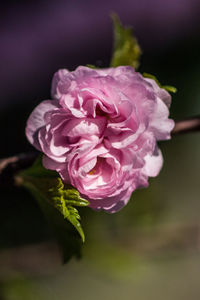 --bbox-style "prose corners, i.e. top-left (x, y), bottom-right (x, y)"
top-left (88, 169), bottom-right (97, 175)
